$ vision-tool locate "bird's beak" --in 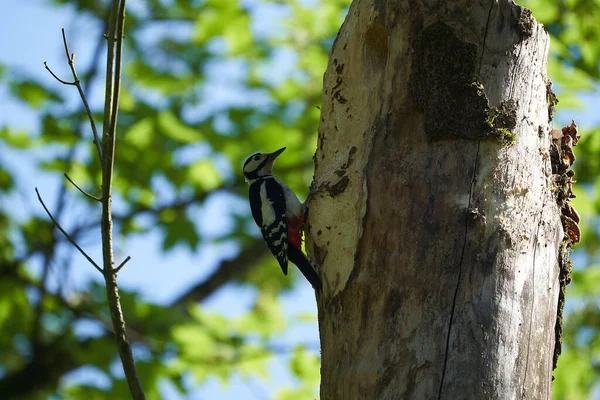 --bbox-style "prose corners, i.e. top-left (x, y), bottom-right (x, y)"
top-left (267, 147), bottom-right (286, 161)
